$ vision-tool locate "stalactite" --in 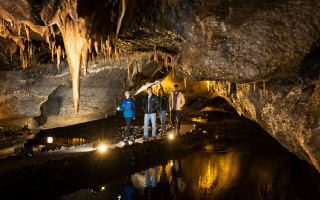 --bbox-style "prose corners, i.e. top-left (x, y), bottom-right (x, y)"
top-left (164, 53), bottom-right (168, 71)
top-left (228, 82), bottom-right (231, 94)
top-left (57, 45), bottom-right (61, 70)
top-left (45, 30), bottom-right (50, 46)
top-left (62, 48), bottom-right (65, 58)
top-left (88, 38), bottom-right (92, 53)
top-left (263, 80), bottom-right (266, 95)
top-left (116, 0), bottom-right (127, 36)
top-left (94, 40), bottom-right (99, 54)
top-left (184, 78), bottom-right (187, 88)
top-left (101, 36), bottom-right (105, 53)
top-left (24, 24), bottom-right (30, 41)
top-left (115, 47), bottom-right (120, 66)
top-left (254, 82), bottom-right (256, 91)
top-left (207, 81), bottom-right (210, 91)
top-left (50, 25), bottom-right (55, 39)
top-left (18, 23), bottom-right (21, 35)
top-left (51, 40), bottom-right (56, 62)
top-left (213, 81), bottom-right (216, 89)
top-left (92, 52), bottom-right (96, 63)
top-left (154, 46), bottom-right (157, 61)
top-left (126, 53), bottom-right (130, 79)
top-left (132, 62), bottom-right (137, 77)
